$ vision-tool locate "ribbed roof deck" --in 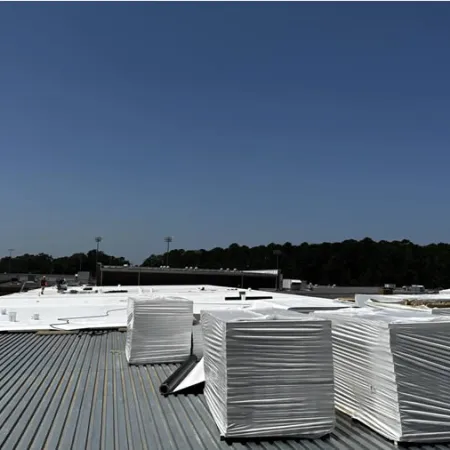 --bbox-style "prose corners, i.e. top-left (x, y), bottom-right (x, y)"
top-left (0, 331), bottom-right (449, 450)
